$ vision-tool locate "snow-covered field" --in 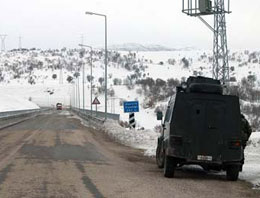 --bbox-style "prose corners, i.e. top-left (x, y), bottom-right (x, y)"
top-left (0, 83), bottom-right (72, 108)
top-left (241, 132), bottom-right (260, 189)
top-left (0, 94), bottom-right (39, 112)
